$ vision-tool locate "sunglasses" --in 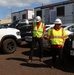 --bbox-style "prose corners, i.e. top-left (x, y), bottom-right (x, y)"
top-left (55, 24), bottom-right (61, 25)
